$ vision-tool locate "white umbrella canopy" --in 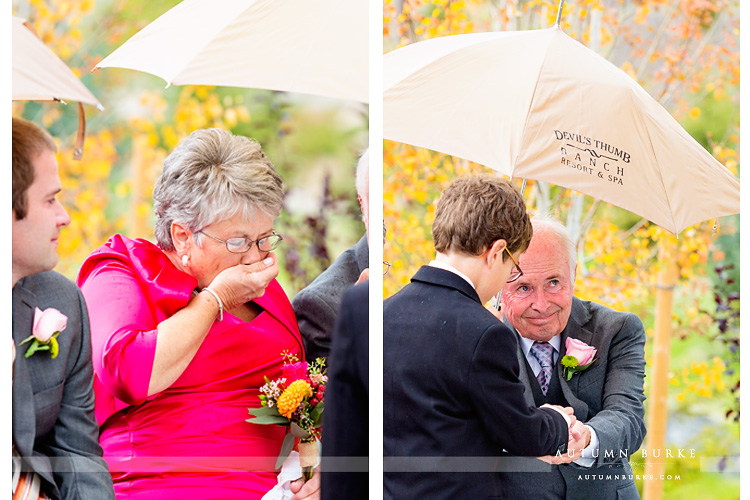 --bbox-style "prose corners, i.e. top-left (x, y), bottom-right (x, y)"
top-left (95, 0), bottom-right (368, 104)
top-left (13, 16), bottom-right (102, 108)
top-left (384, 27), bottom-right (740, 235)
